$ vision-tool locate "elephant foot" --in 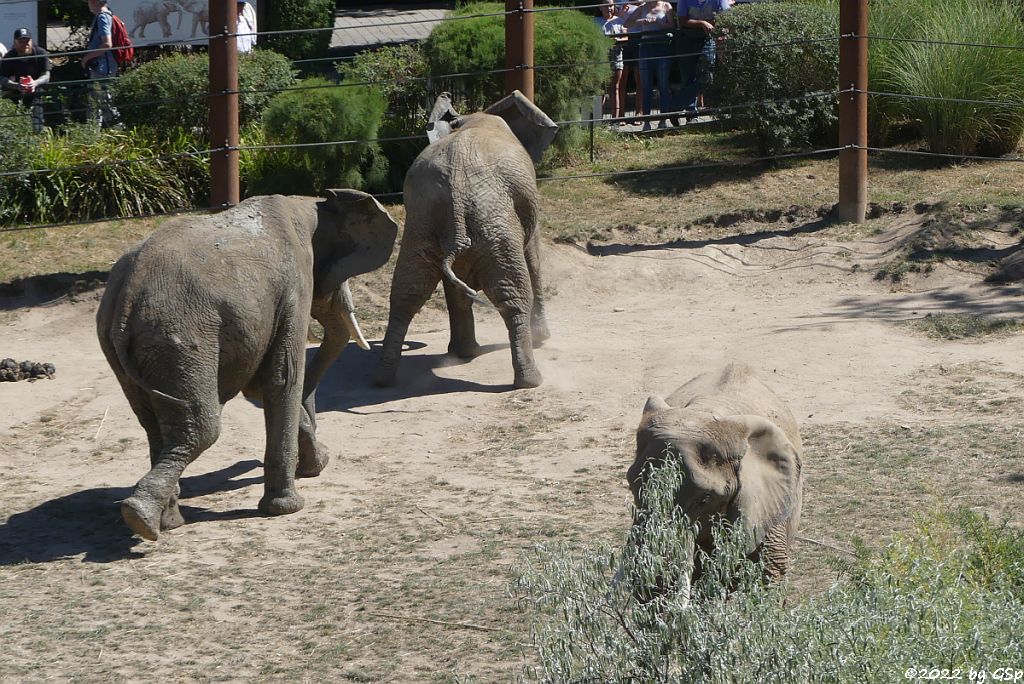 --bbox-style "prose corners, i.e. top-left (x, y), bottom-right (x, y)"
top-left (448, 340), bottom-right (481, 359)
top-left (297, 443), bottom-right (330, 479)
top-left (160, 502), bottom-right (186, 532)
top-left (258, 490), bottom-right (305, 516)
top-left (121, 496), bottom-right (162, 541)
top-left (372, 365), bottom-right (397, 388)
top-left (514, 367), bottom-right (543, 389)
